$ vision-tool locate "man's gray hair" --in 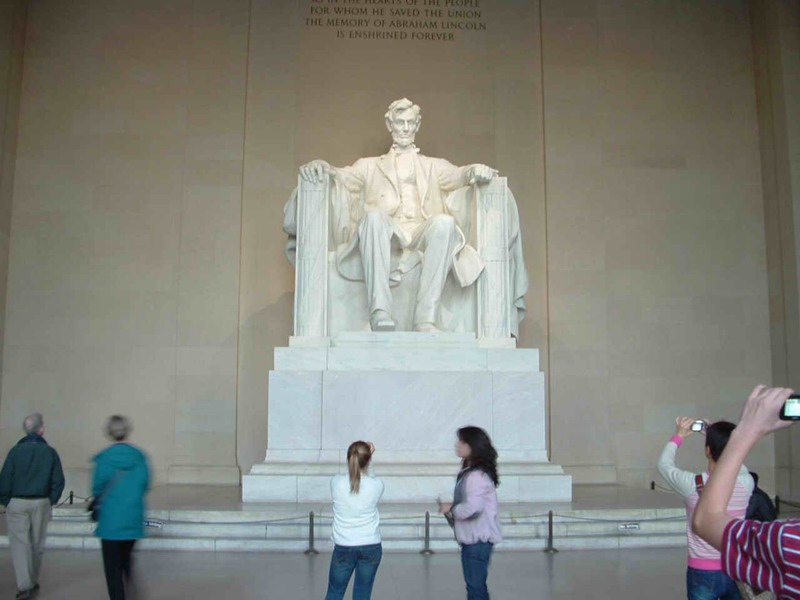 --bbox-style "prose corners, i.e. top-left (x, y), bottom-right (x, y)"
top-left (105, 415), bottom-right (131, 442)
top-left (22, 413), bottom-right (43, 435)
top-left (385, 98), bottom-right (421, 124)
